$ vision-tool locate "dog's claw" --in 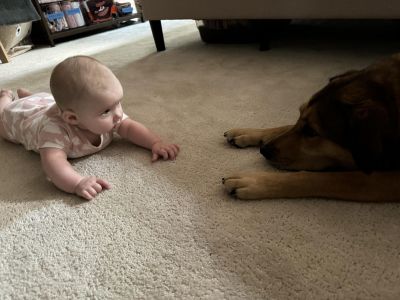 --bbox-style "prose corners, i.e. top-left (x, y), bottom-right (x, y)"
top-left (229, 139), bottom-right (243, 148)
top-left (228, 138), bottom-right (237, 146)
top-left (222, 177), bottom-right (225, 184)
top-left (224, 131), bottom-right (242, 148)
top-left (229, 189), bottom-right (237, 197)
